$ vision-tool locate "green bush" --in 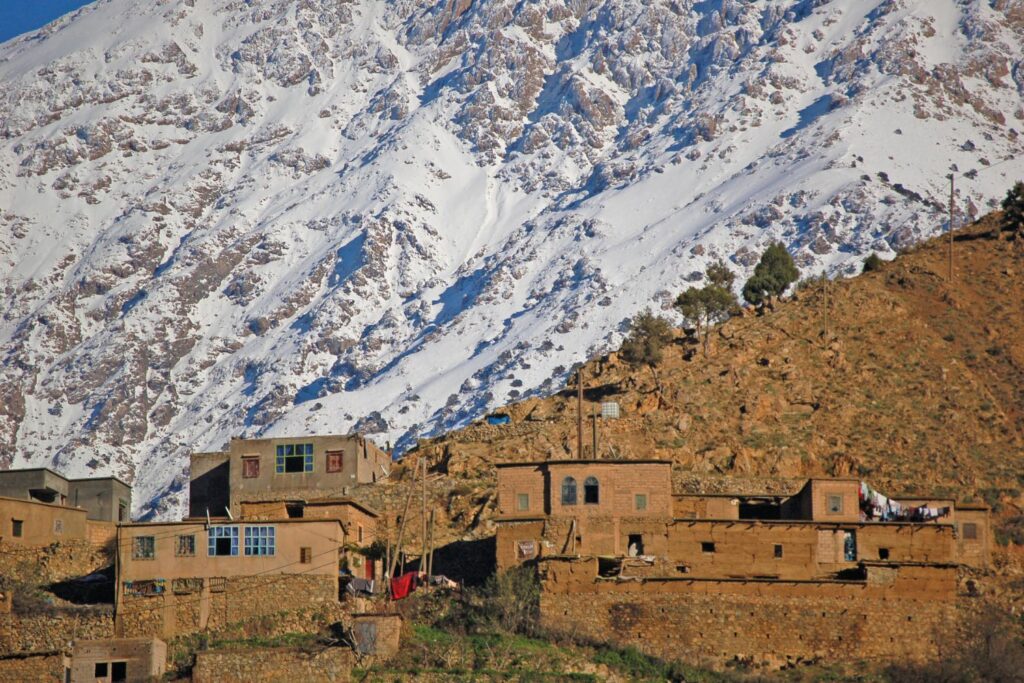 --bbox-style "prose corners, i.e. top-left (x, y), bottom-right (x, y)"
top-left (862, 252), bottom-right (884, 272)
